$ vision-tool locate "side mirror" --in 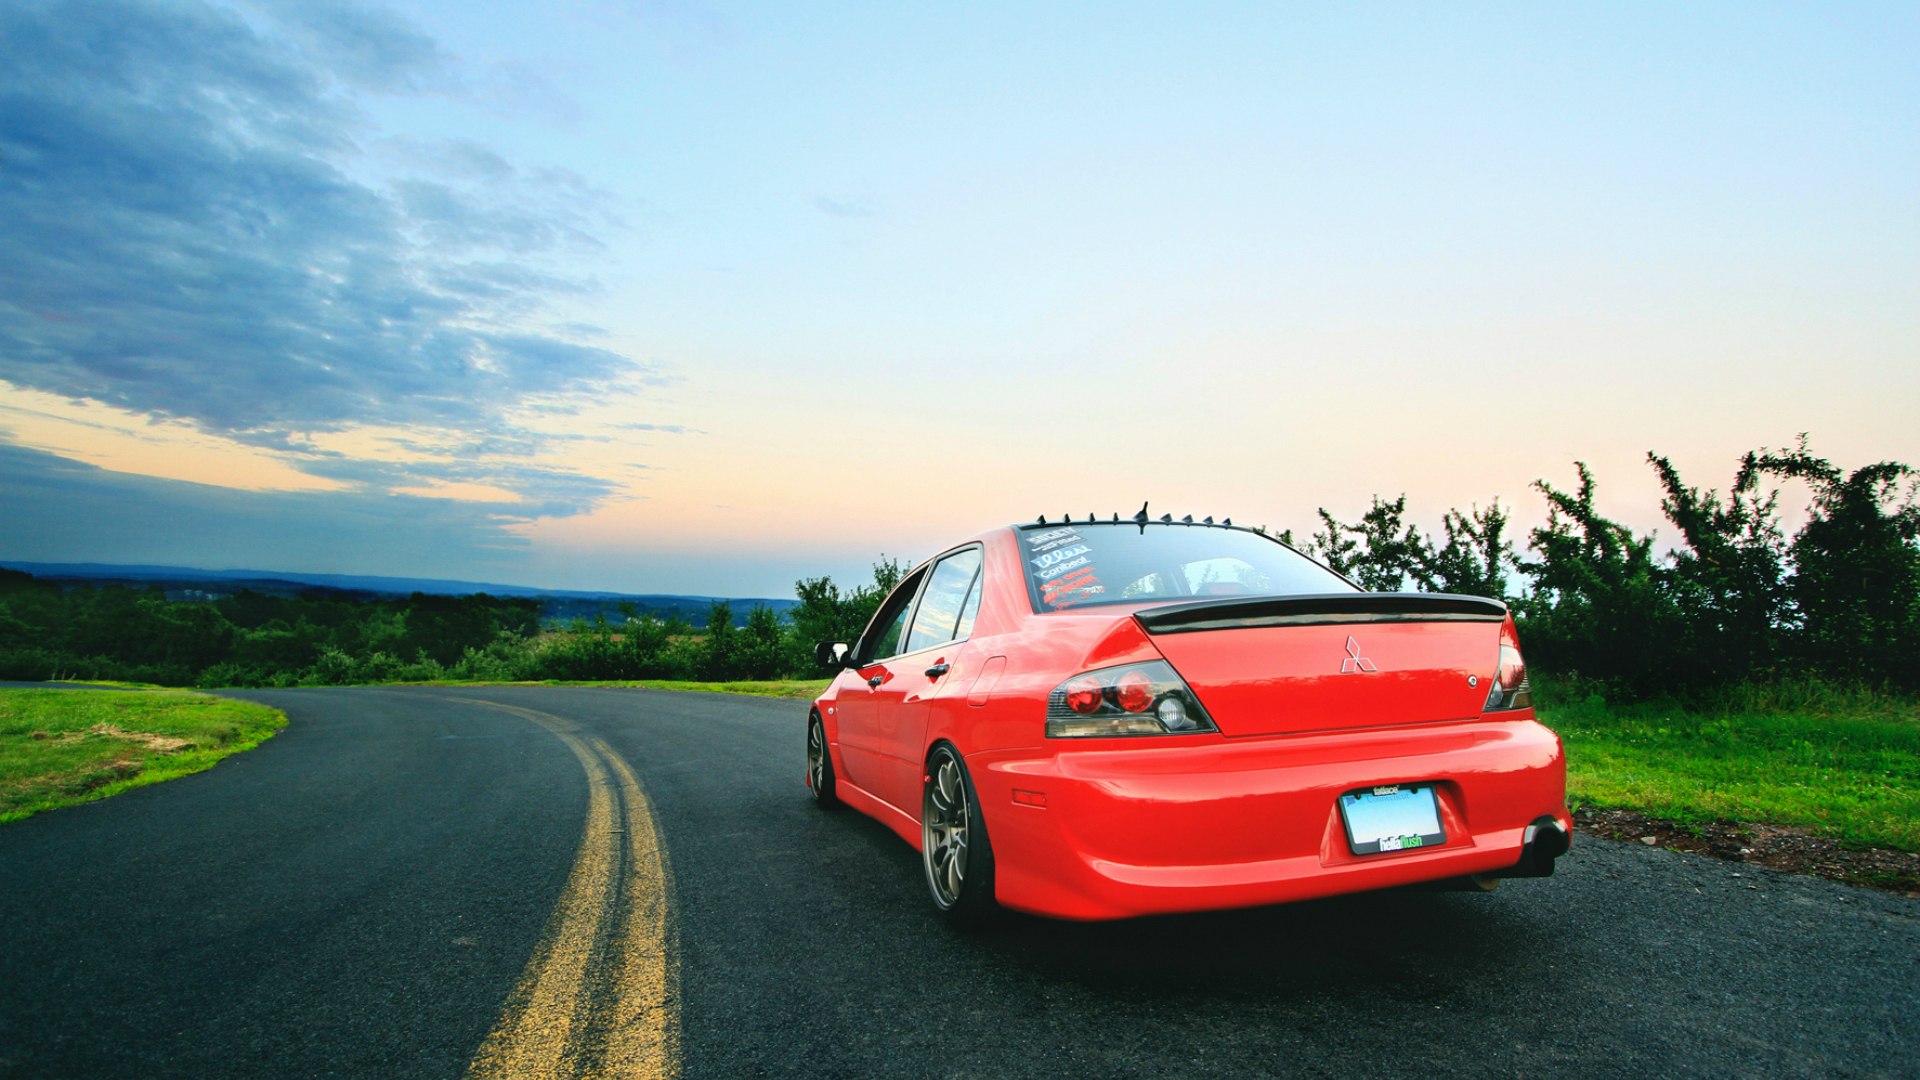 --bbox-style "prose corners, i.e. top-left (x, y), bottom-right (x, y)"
top-left (814, 641), bottom-right (853, 669)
